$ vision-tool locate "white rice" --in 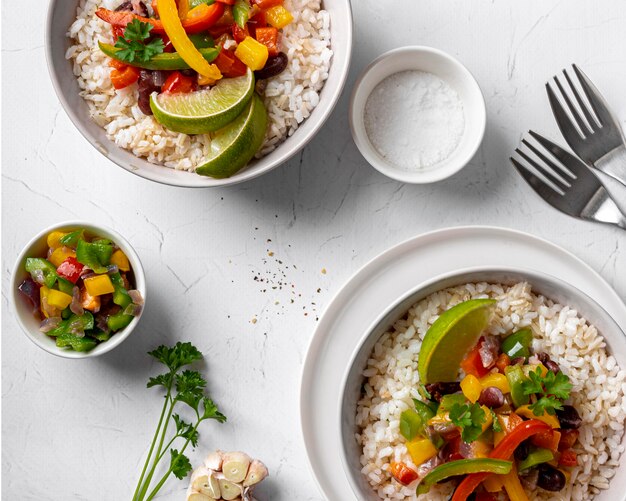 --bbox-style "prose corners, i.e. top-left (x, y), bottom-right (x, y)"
top-left (66, 0), bottom-right (332, 171)
top-left (356, 282), bottom-right (626, 501)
